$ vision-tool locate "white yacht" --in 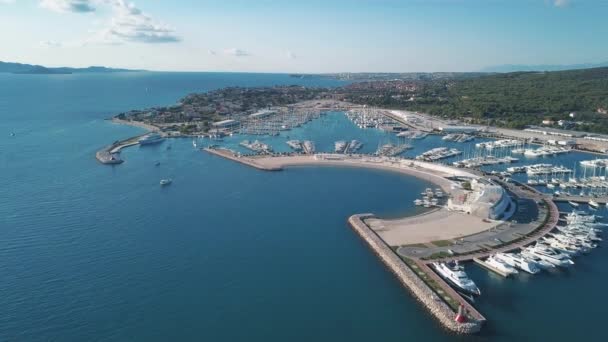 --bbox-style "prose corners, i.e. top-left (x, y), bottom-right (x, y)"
top-left (432, 261), bottom-right (481, 296)
top-left (484, 255), bottom-right (519, 276)
top-left (522, 245), bottom-right (574, 267)
top-left (494, 253), bottom-right (541, 274)
top-left (160, 178), bottom-right (172, 186)
top-left (520, 253), bottom-right (555, 270)
top-left (588, 199), bottom-right (601, 209)
top-left (568, 201), bottom-right (580, 207)
top-left (139, 133), bottom-right (164, 145)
